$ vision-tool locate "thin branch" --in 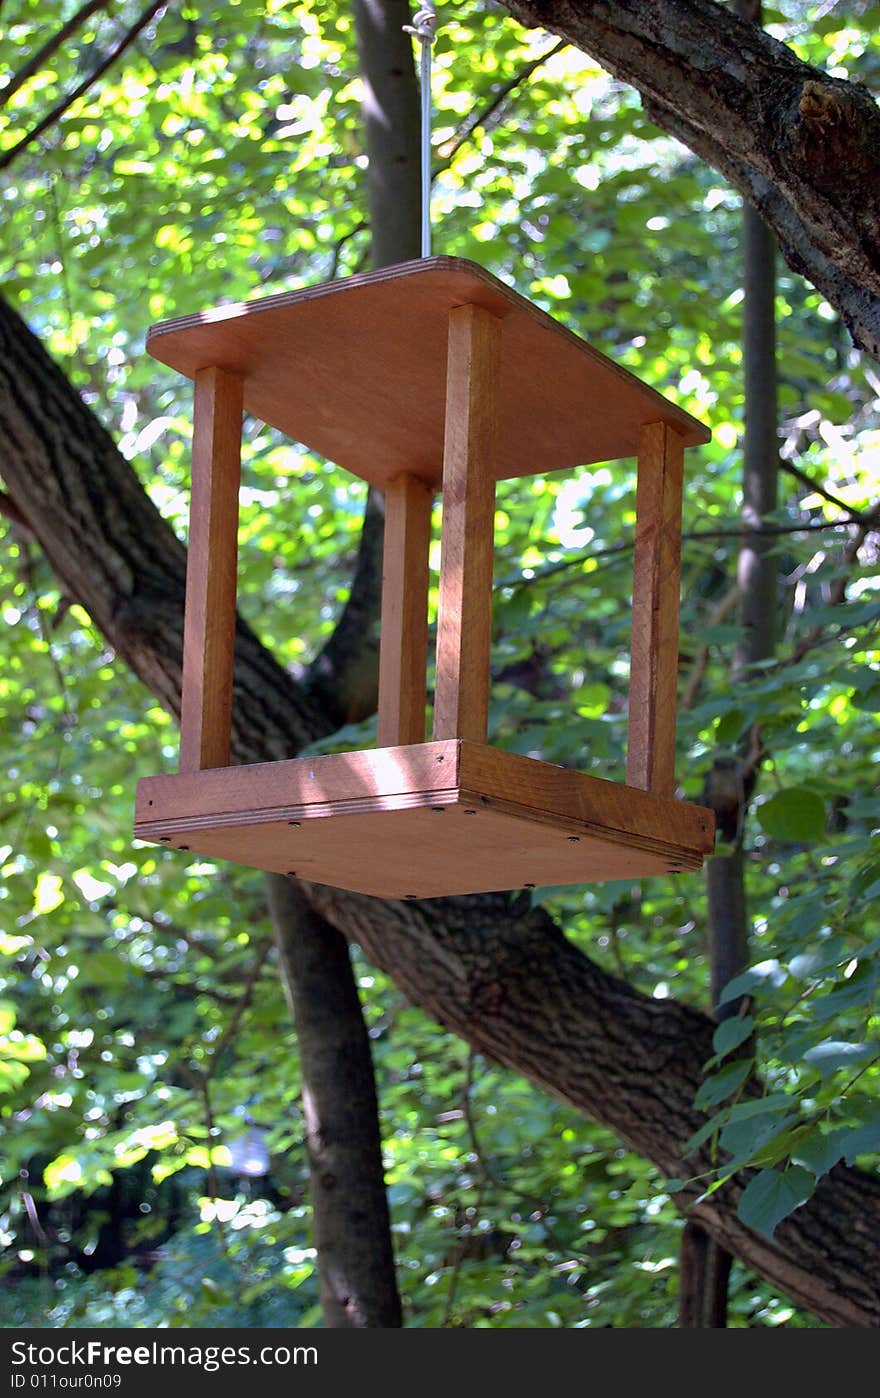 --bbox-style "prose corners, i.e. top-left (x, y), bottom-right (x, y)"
top-left (781, 459), bottom-right (880, 527)
top-left (502, 516), bottom-right (872, 598)
top-left (790, 521), bottom-right (874, 662)
top-left (686, 519), bottom-right (875, 542)
top-left (1, 0), bottom-right (113, 109)
top-left (205, 938), bottom-right (273, 1078)
top-left (436, 38), bottom-right (568, 165)
top-left (0, 0), bottom-right (169, 172)
top-left (327, 220), bottom-right (368, 280)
